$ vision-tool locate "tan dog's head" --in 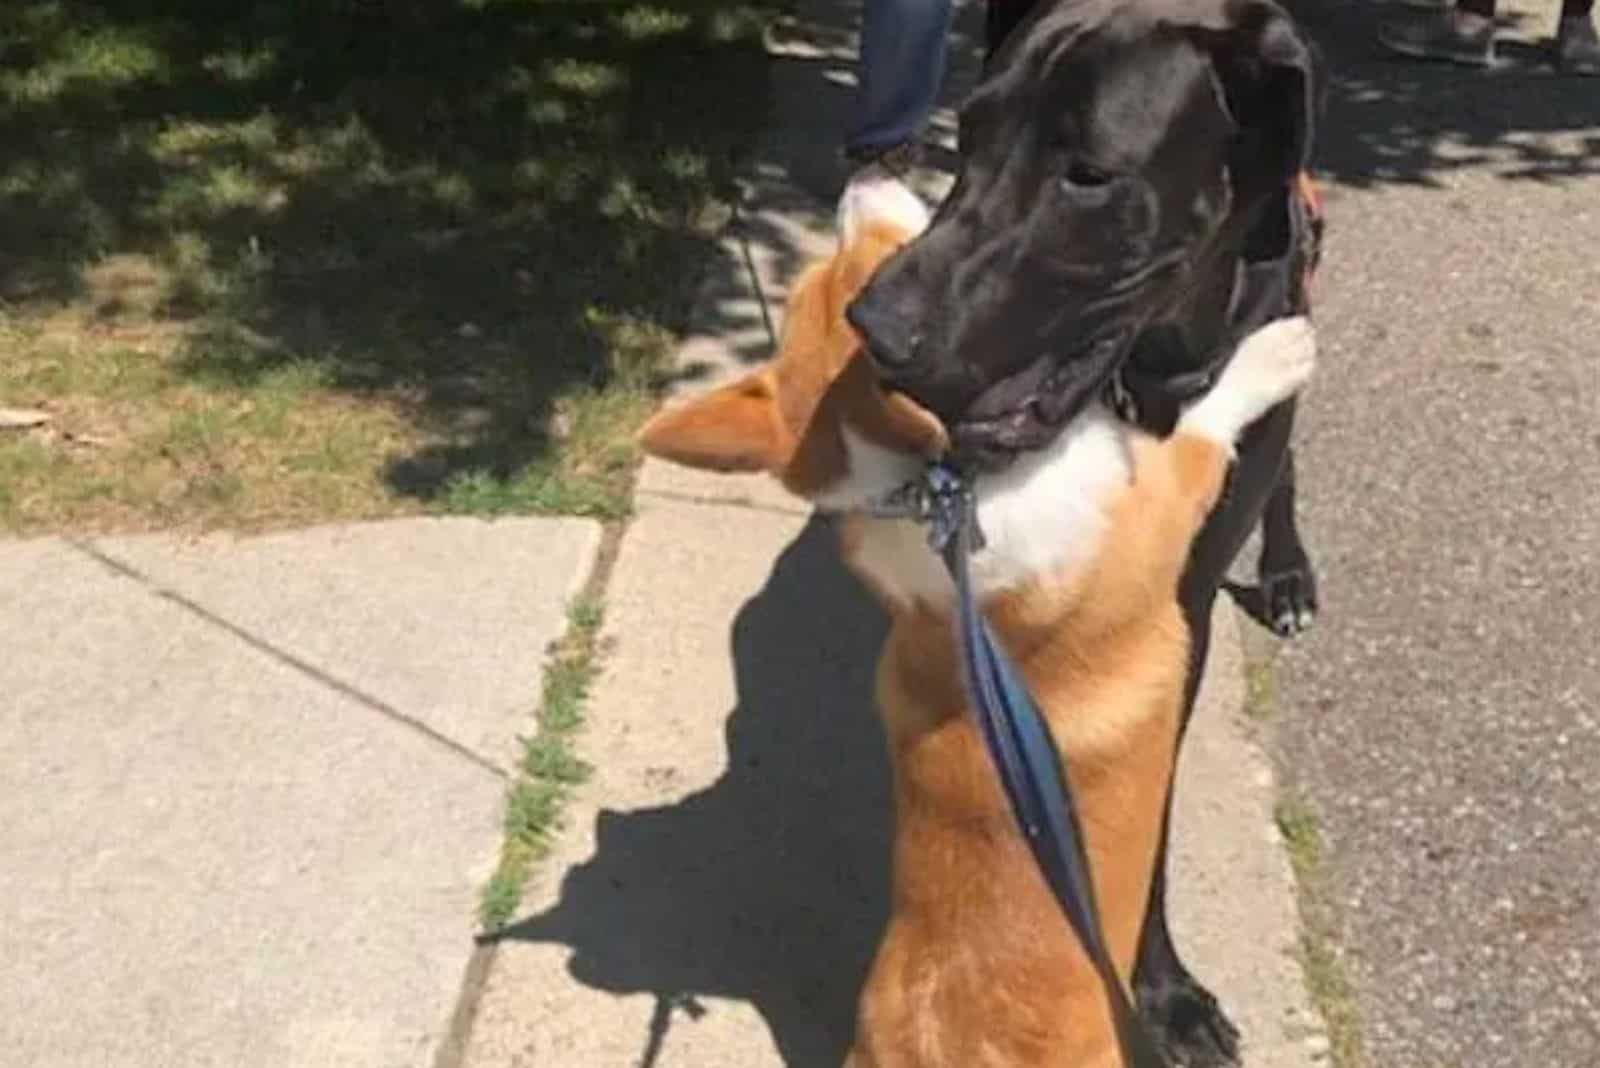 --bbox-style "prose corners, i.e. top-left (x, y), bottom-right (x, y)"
top-left (638, 188), bottom-right (947, 510)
